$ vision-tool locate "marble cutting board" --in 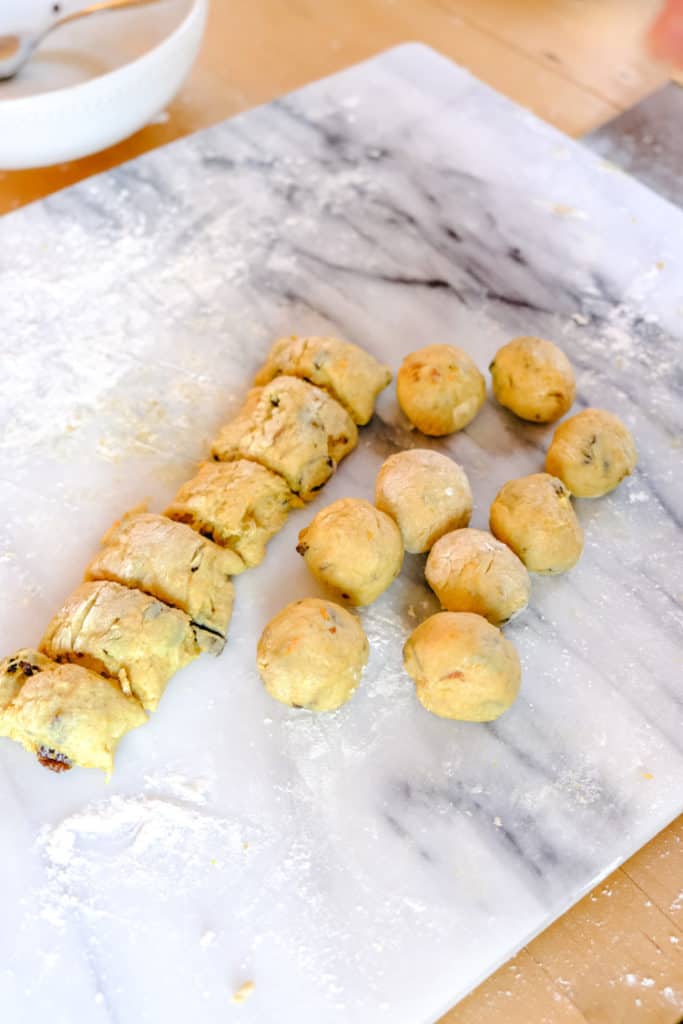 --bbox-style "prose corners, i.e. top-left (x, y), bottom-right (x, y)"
top-left (0, 44), bottom-right (681, 1024)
